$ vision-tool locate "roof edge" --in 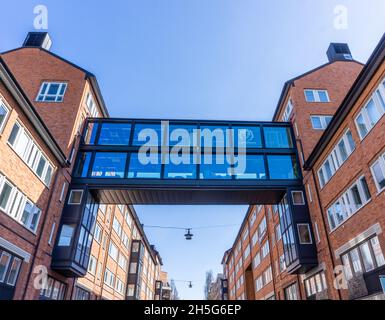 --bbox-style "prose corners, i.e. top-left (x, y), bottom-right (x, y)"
top-left (304, 33), bottom-right (385, 170)
top-left (0, 57), bottom-right (67, 166)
